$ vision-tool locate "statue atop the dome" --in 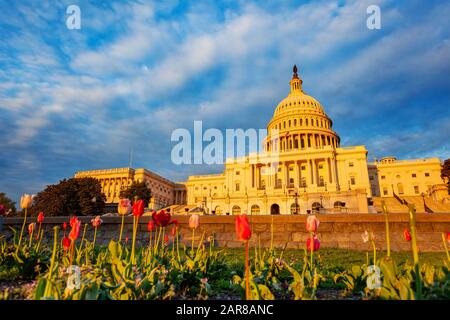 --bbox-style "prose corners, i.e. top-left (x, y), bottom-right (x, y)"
top-left (292, 65), bottom-right (299, 79)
